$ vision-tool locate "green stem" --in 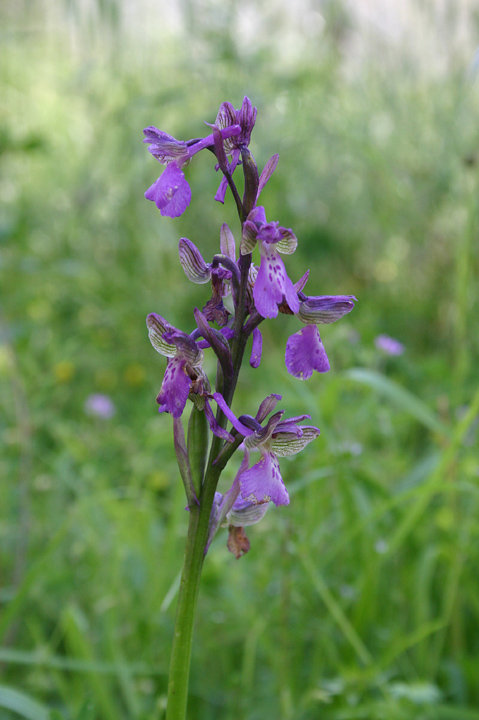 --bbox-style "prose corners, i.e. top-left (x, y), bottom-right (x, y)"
top-left (164, 501), bottom-right (207, 719)
top-left (165, 157), bottom-right (253, 720)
